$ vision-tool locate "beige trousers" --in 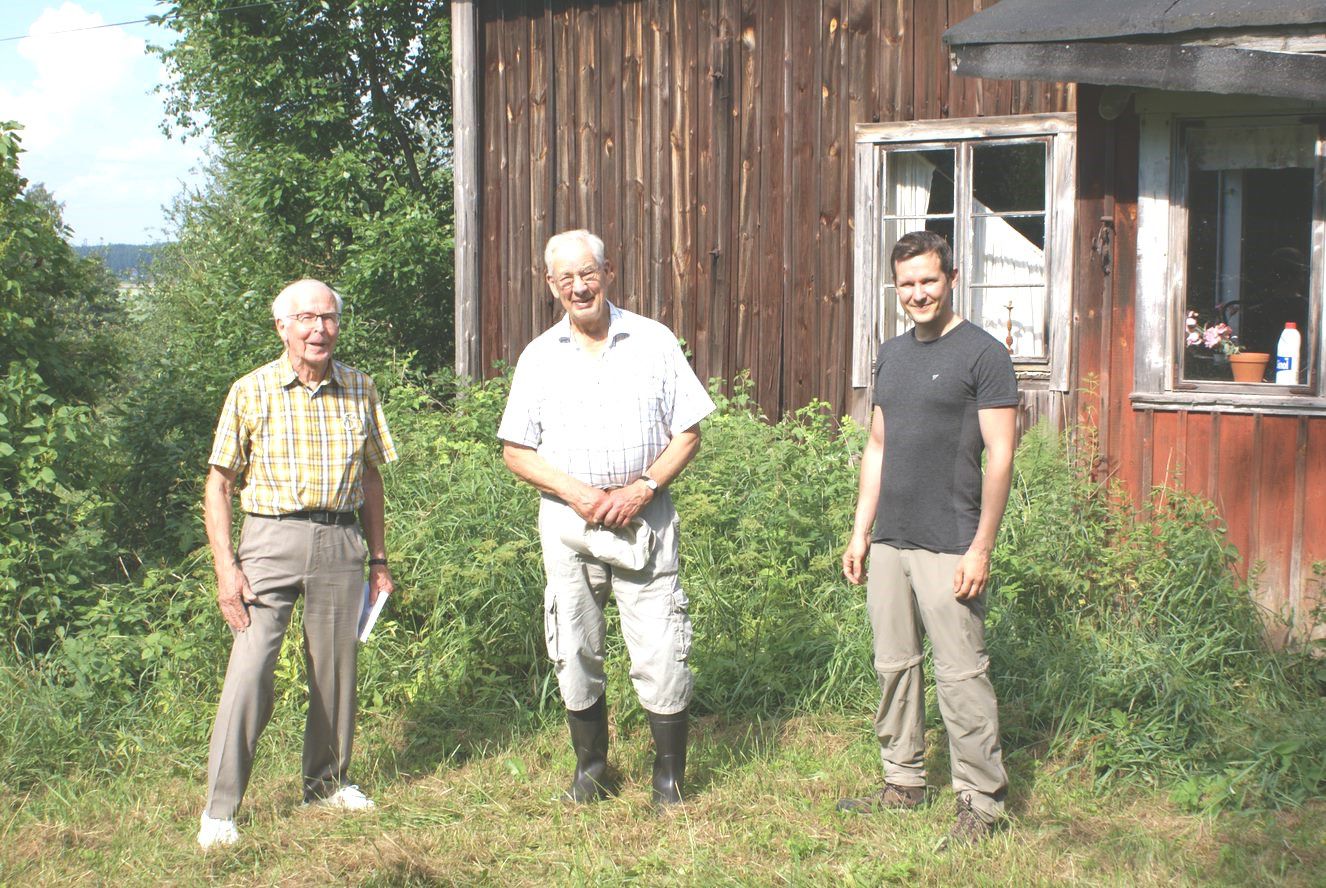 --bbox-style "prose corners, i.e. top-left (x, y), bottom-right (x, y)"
top-left (537, 491), bottom-right (694, 715)
top-left (204, 515), bottom-right (366, 819)
top-left (867, 543), bottom-right (1008, 824)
